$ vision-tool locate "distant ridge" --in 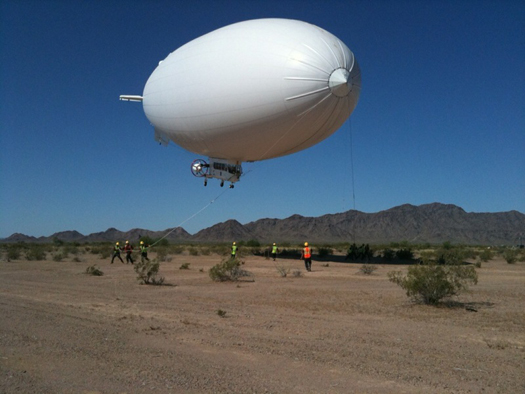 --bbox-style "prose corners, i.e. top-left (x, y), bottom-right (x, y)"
top-left (3, 203), bottom-right (524, 245)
